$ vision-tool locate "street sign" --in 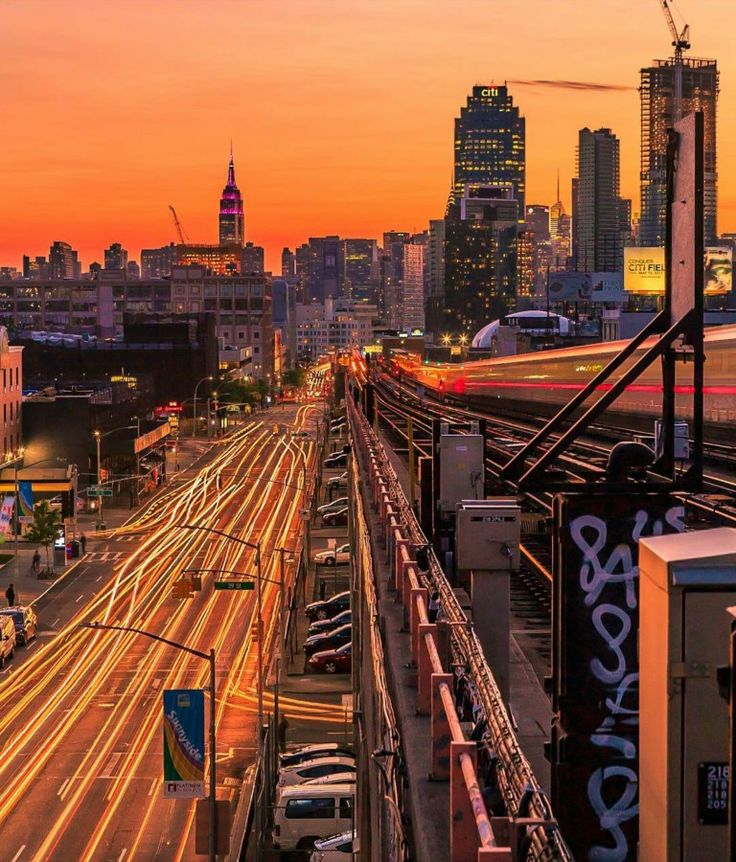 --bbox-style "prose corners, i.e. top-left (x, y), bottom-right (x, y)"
top-left (163, 689), bottom-right (205, 798)
top-left (214, 580), bottom-right (254, 591)
top-left (88, 486), bottom-right (113, 497)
